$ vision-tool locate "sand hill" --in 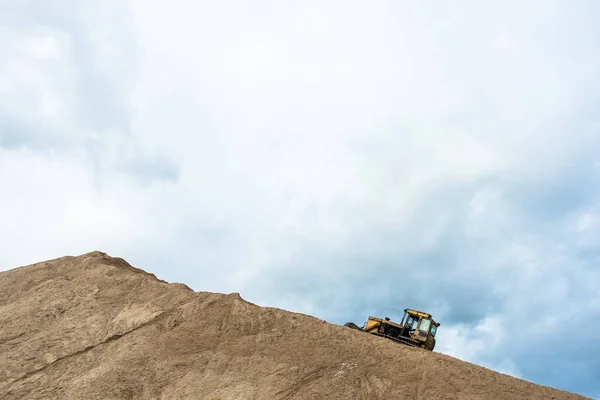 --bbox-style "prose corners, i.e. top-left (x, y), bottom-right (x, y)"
top-left (0, 252), bottom-right (589, 399)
